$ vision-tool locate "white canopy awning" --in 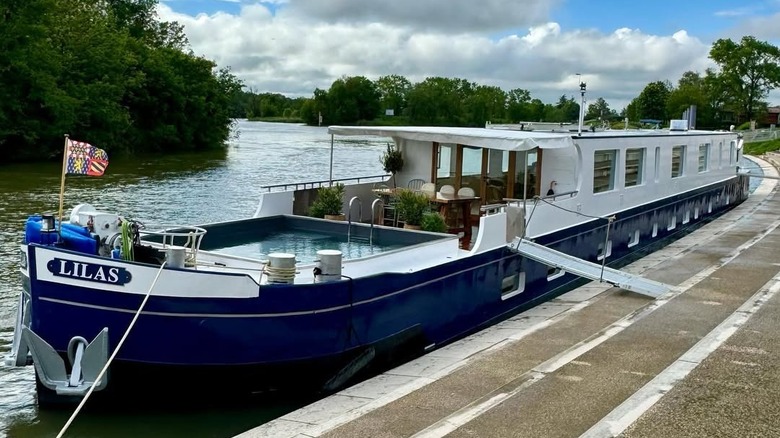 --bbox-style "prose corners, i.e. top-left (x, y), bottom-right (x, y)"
top-left (328, 126), bottom-right (575, 151)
